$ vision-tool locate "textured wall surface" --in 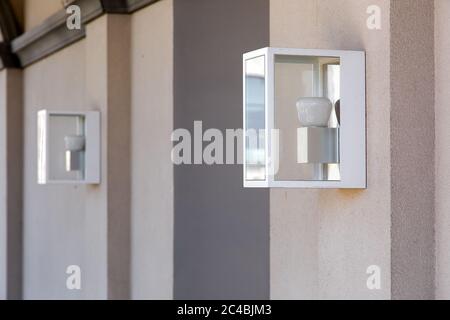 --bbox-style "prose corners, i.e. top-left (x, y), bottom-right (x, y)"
top-left (435, 0), bottom-right (450, 300)
top-left (173, 0), bottom-right (270, 299)
top-left (270, 0), bottom-right (392, 299)
top-left (390, 0), bottom-right (435, 300)
top-left (130, 0), bottom-right (174, 299)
